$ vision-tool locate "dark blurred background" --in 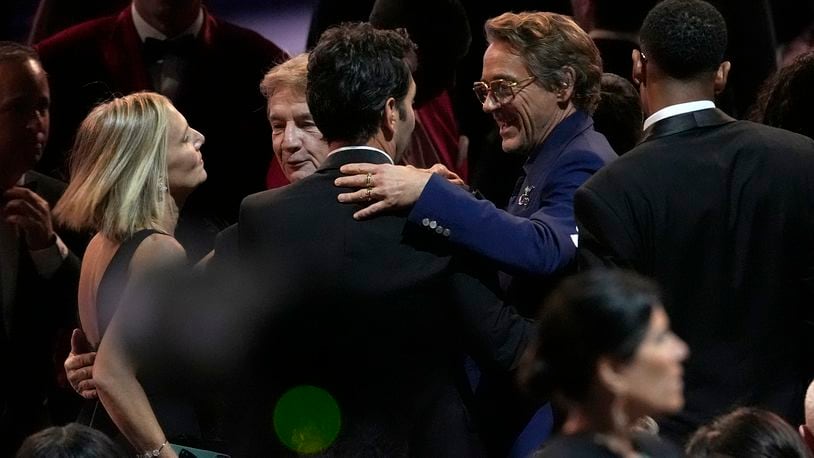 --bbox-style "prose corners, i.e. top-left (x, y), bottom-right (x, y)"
top-left (1, 0), bottom-right (319, 54)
